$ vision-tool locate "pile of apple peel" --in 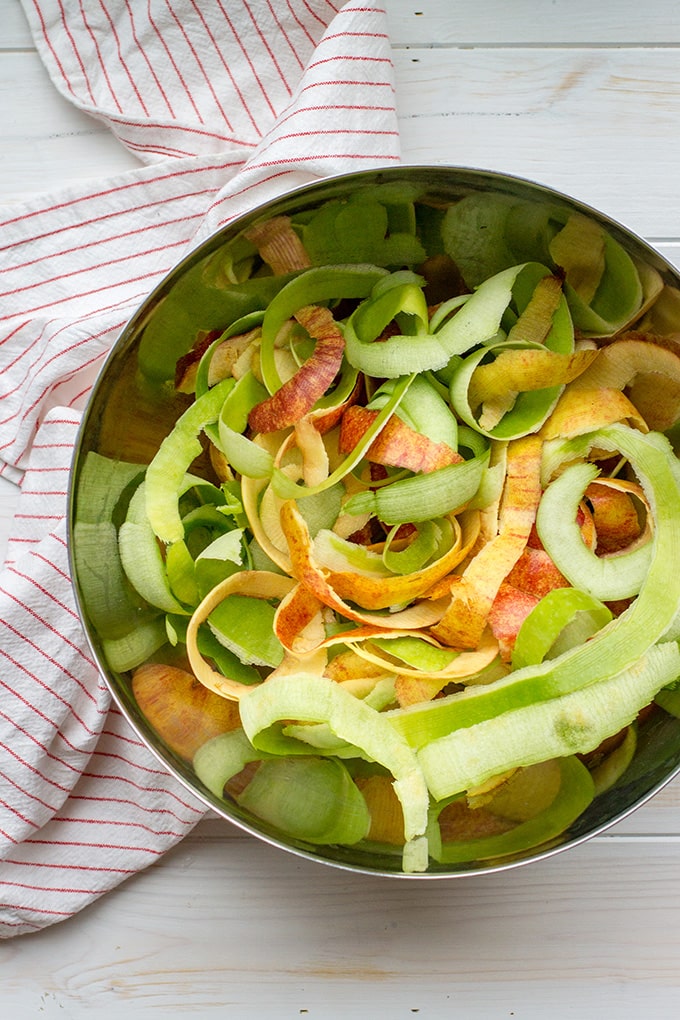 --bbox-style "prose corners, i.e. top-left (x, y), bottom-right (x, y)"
top-left (75, 187), bottom-right (680, 873)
